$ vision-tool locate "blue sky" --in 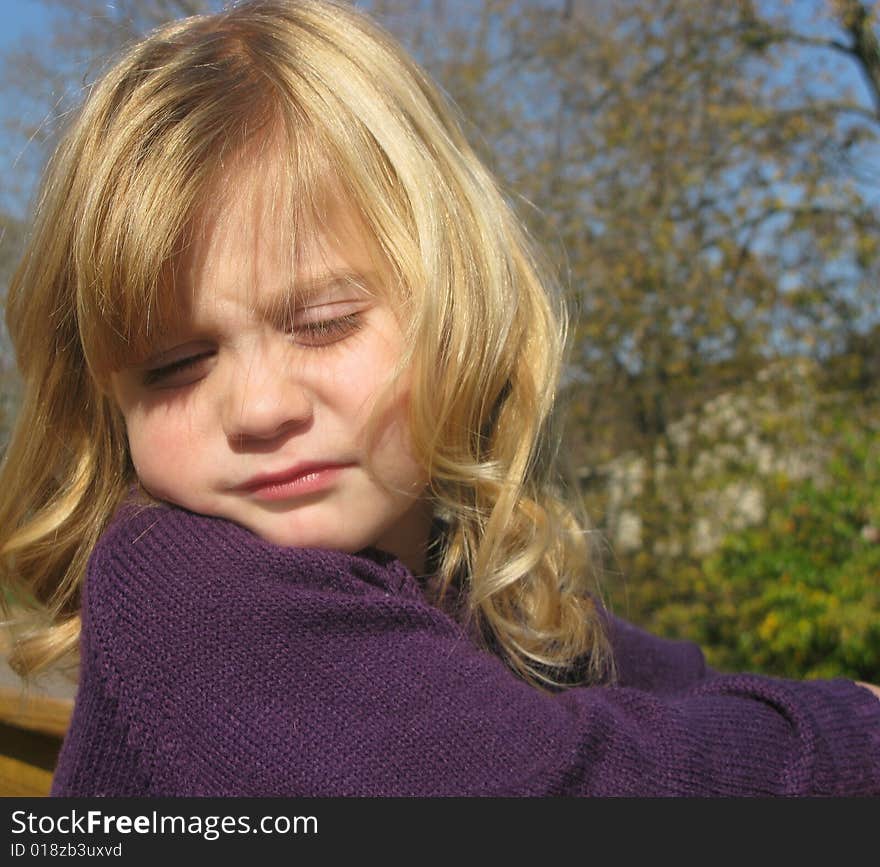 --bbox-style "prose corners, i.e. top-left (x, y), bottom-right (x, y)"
top-left (0, 1), bottom-right (53, 49)
top-left (0, 3), bottom-right (57, 216)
